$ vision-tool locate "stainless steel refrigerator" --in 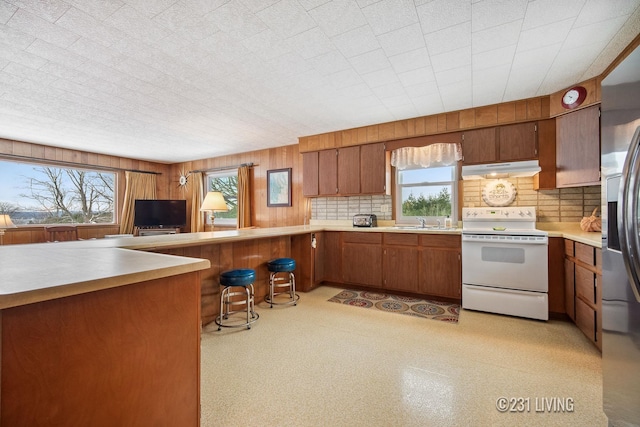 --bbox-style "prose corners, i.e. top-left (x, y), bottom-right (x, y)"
top-left (602, 43), bottom-right (640, 426)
